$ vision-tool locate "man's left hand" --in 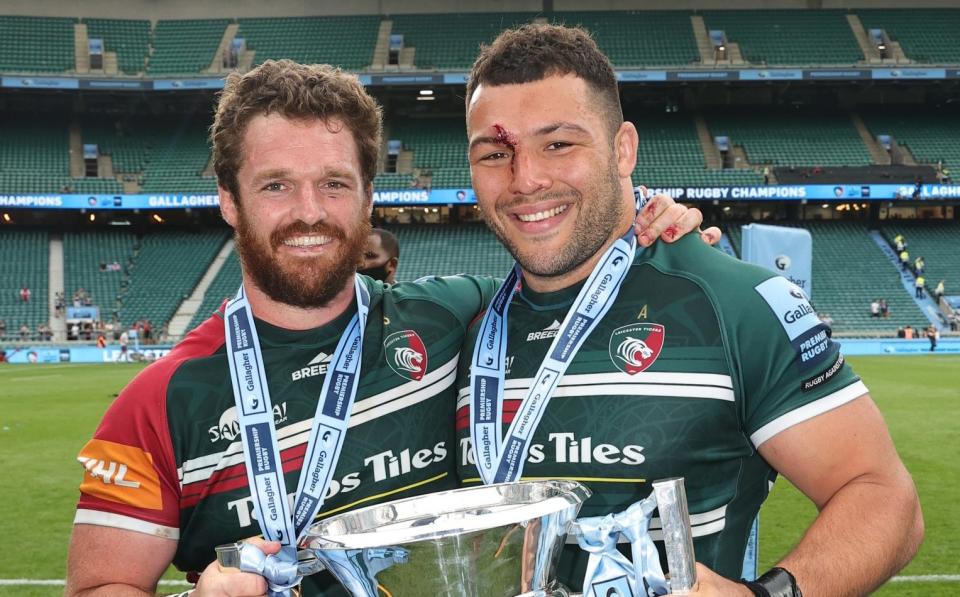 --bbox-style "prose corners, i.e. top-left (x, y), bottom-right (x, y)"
top-left (633, 188), bottom-right (721, 247)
